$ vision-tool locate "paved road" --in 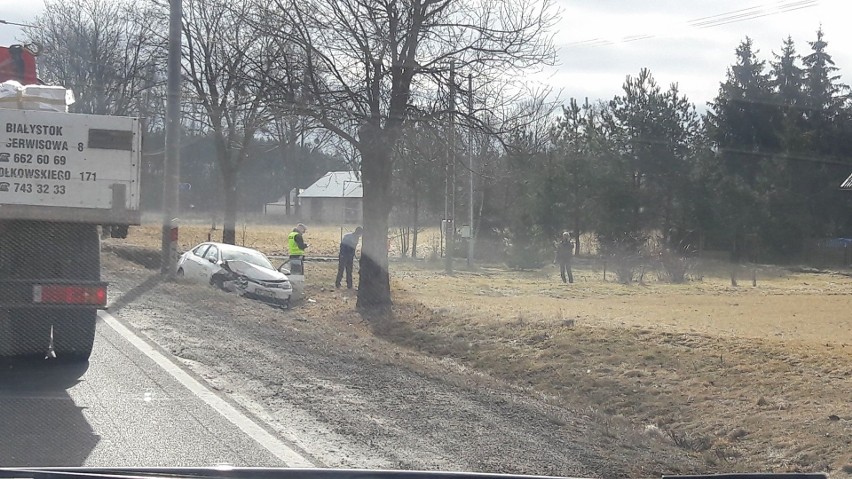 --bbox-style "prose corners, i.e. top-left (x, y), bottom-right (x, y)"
top-left (0, 314), bottom-right (309, 468)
